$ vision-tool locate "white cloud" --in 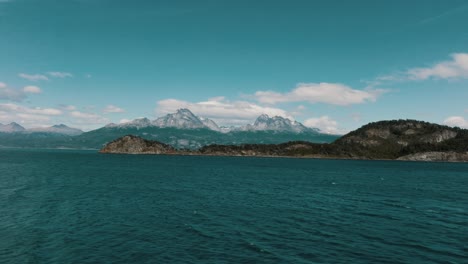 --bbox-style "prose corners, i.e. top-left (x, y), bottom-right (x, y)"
top-left (70, 111), bottom-right (109, 124)
top-left (255, 83), bottom-right (385, 106)
top-left (119, 118), bottom-right (131, 124)
top-left (18, 73), bottom-right (49, 81)
top-left (407, 53), bottom-right (468, 80)
top-left (0, 83), bottom-right (41, 101)
top-left (23, 85), bottom-right (42, 94)
top-left (443, 116), bottom-right (468, 128)
top-left (304, 116), bottom-right (343, 134)
top-left (0, 103), bottom-right (63, 127)
top-left (103, 104), bottom-right (125, 113)
top-left (47, 72), bottom-right (73, 78)
top-left (0, 103), bottom-right (62, 115)
top-left (0, 102), bottom-right (109, 131)
top-left (156, 97), bottom-right (293, 125)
